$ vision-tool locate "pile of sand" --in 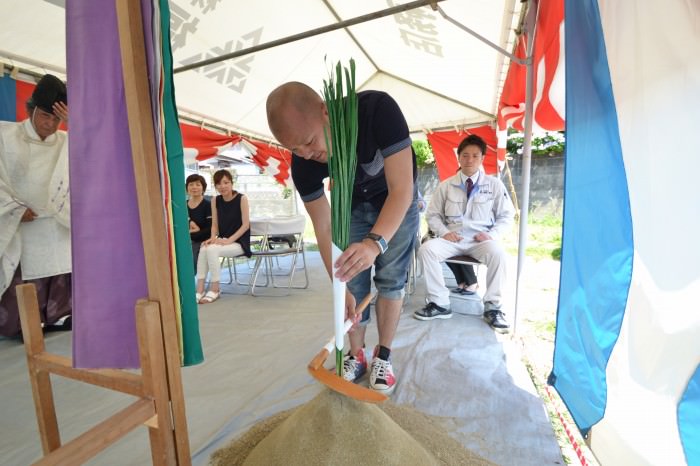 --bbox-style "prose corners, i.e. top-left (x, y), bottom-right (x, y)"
top-left (210, 389), bottom-right (494, 466)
